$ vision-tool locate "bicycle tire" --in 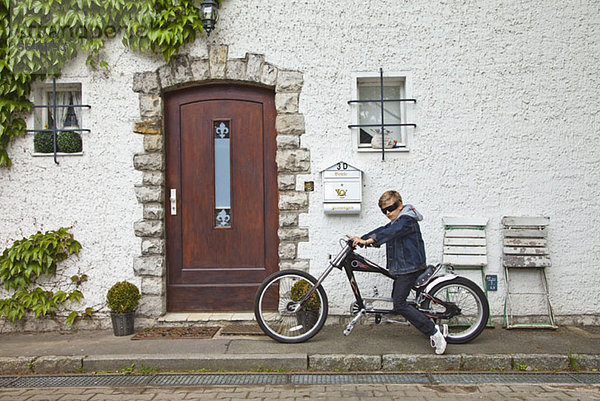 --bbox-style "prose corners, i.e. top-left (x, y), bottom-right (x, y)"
top-left (422, 276), bottom-right (489, 344)
top-left (254, 269), bottom-right (328, 343)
